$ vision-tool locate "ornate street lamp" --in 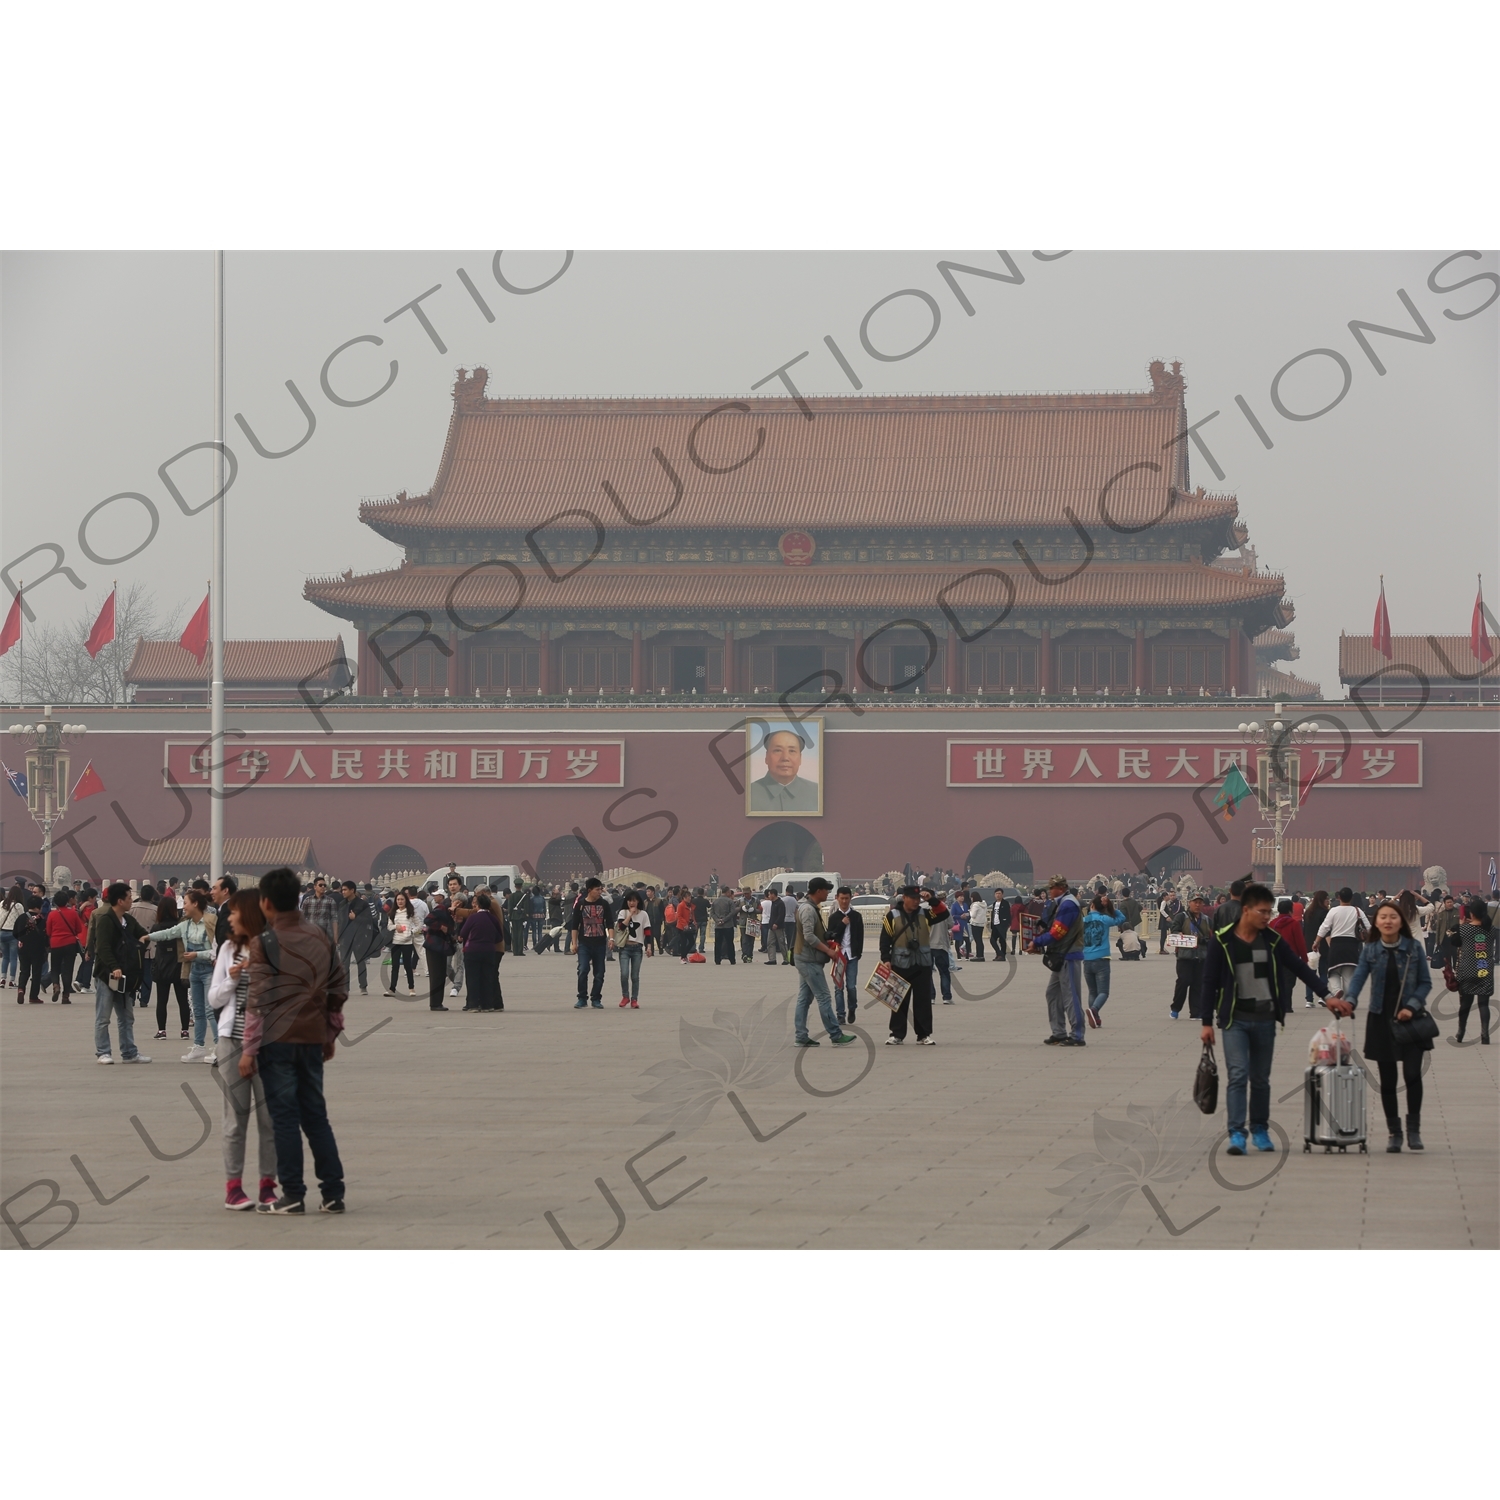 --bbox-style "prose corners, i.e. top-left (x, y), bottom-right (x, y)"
top-left (1238, 703), bottom-right (1319, 895)
top-left (7, 708), bottom-right (88, 886)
